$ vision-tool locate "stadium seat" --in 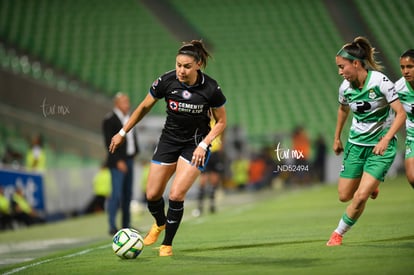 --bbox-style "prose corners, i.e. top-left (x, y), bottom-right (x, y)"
top-left (0, 0), bottom-right (410, 146)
